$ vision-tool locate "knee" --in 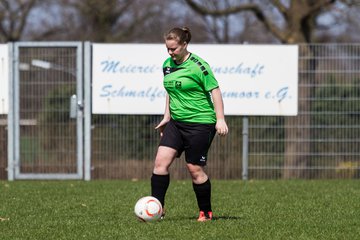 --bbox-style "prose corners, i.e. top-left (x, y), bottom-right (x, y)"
top-left (187, 164), bottom-right (208, 184)
top-left (153, 146), bottom-right (177, 175)
top-left (153, 156), bottom-right (170, 175)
